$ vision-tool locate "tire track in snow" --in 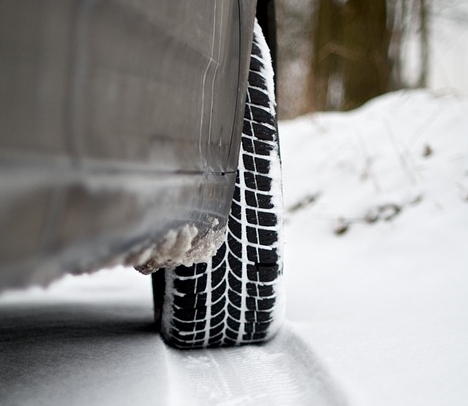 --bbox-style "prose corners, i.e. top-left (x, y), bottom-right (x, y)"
top-left (163, 323), bottom-right (350, 406)
top-left (0, 270), bottom-right (349, 406)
